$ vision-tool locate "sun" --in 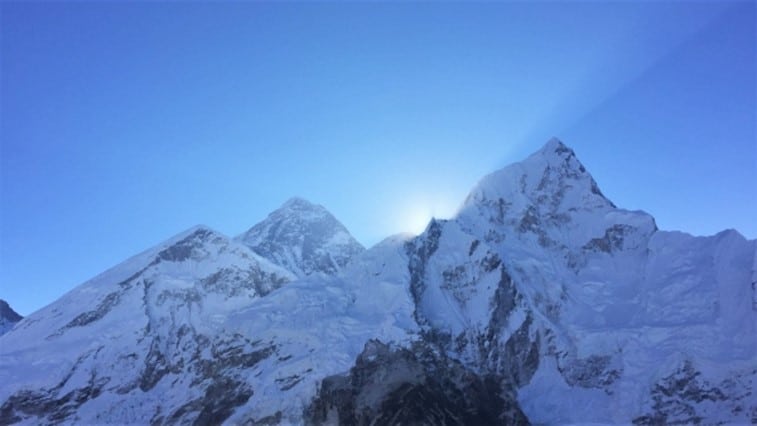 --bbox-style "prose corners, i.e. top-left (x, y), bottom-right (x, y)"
top-left (404, 204), bottom-right (433, 235)
top-left (396, 194), bottom-right (460, 236)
